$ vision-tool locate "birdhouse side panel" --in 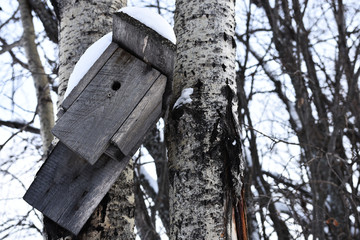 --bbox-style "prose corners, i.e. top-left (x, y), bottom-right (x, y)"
top-left (111, 74), bottom-right (166, 156)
